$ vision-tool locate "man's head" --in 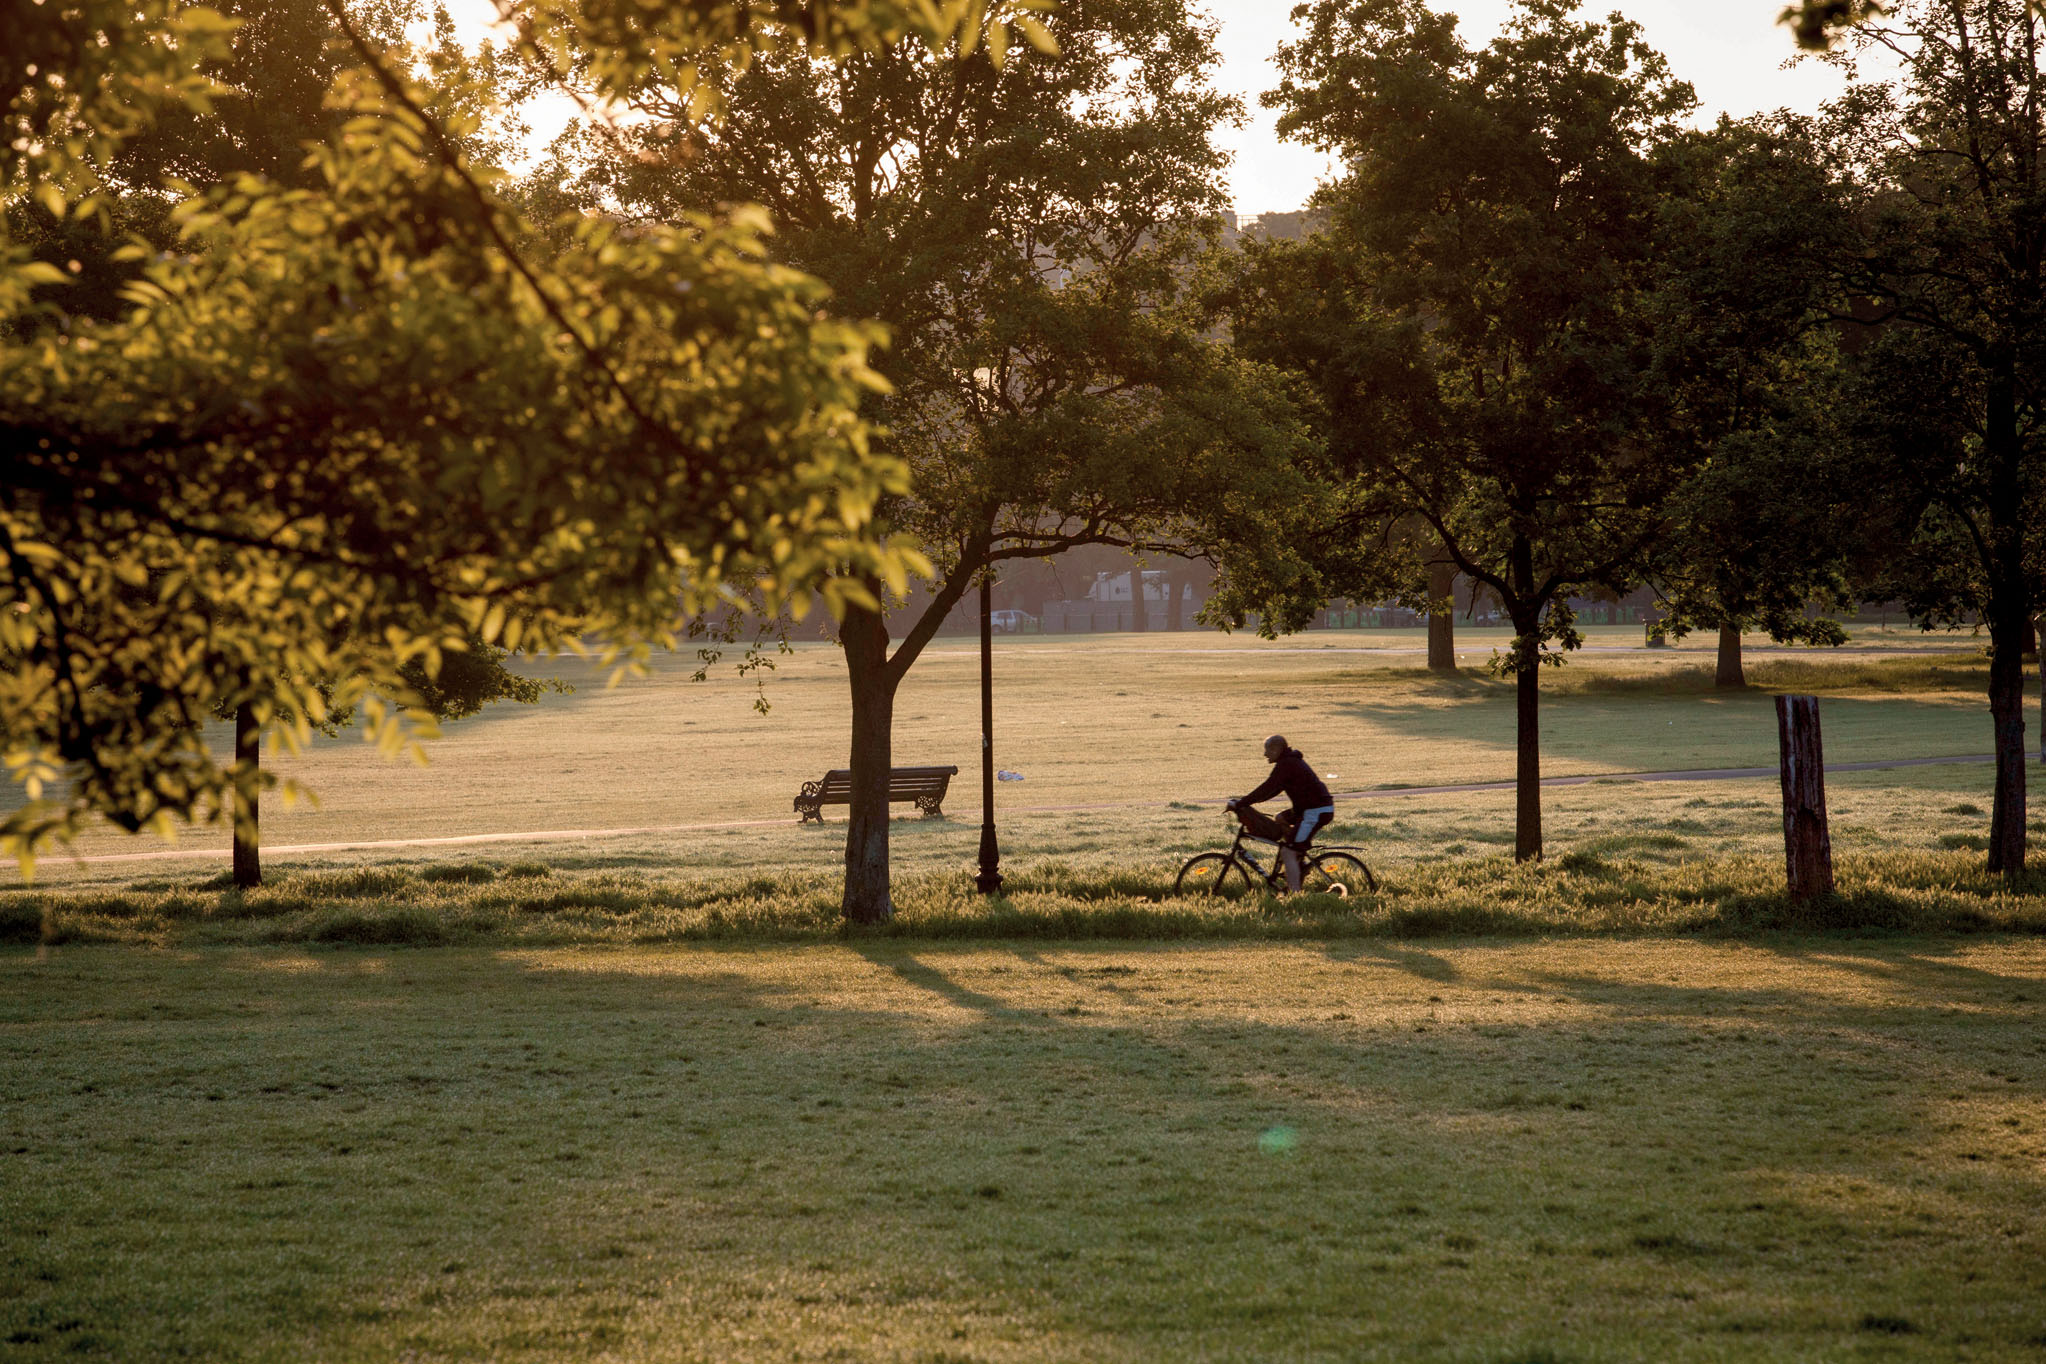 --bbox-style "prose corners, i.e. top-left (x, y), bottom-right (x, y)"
top-left (1263, 734), bottom-right (1287, 763)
